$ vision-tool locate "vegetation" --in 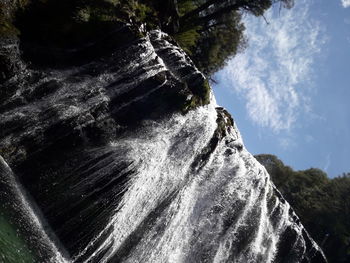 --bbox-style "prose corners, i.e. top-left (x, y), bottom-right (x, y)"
top-left (13, 0), bottom-right (148, 47)
top-left (0, 211), bottom-right (35, 263)
top-left (255, 154), bottom-right (350, 263)
top-left (1, 0), bottom-right (294, 75)
top-left (0, 0), bottom-right (29, 38)
top-left (174, 0), bottom-right (294, 75)
top-left (4, 3), bottom-right (349, 262)
top-left (175, 1), bottom-right (247, 75)
top-left (187, 11), bottom-right (247, 75)
top-left (181, 78), bottom-right (211, 112)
